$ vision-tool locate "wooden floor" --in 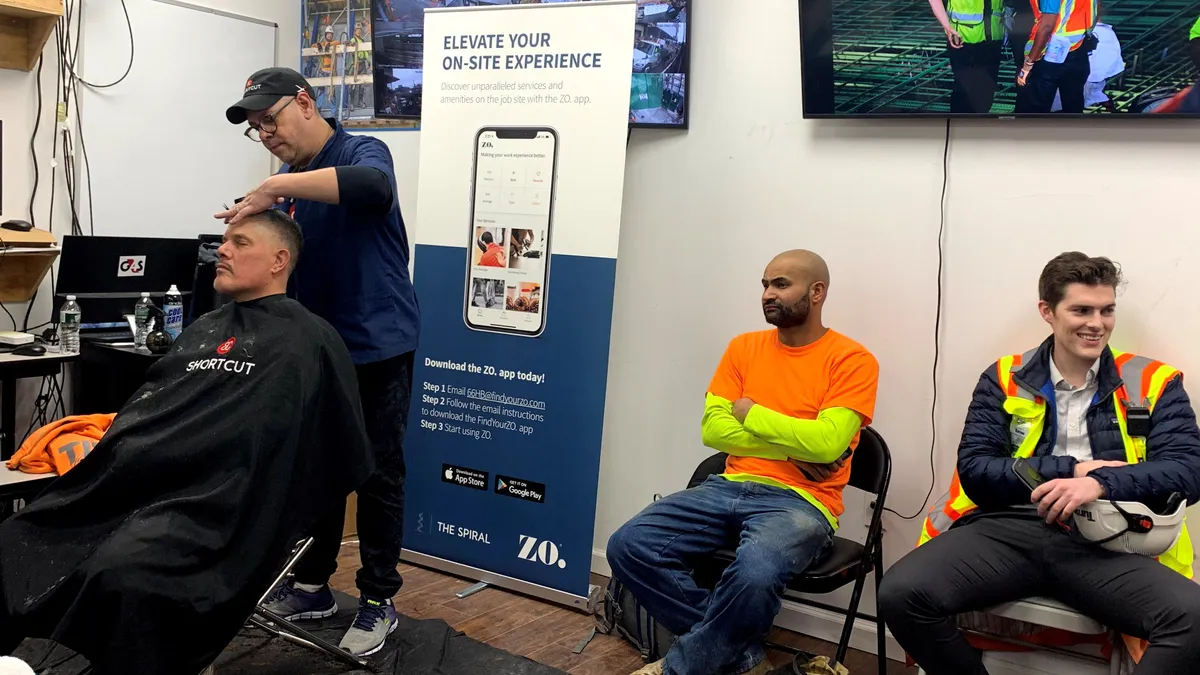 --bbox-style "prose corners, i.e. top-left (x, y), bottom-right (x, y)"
top-left (329, 543), bottom-right (915, 675)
